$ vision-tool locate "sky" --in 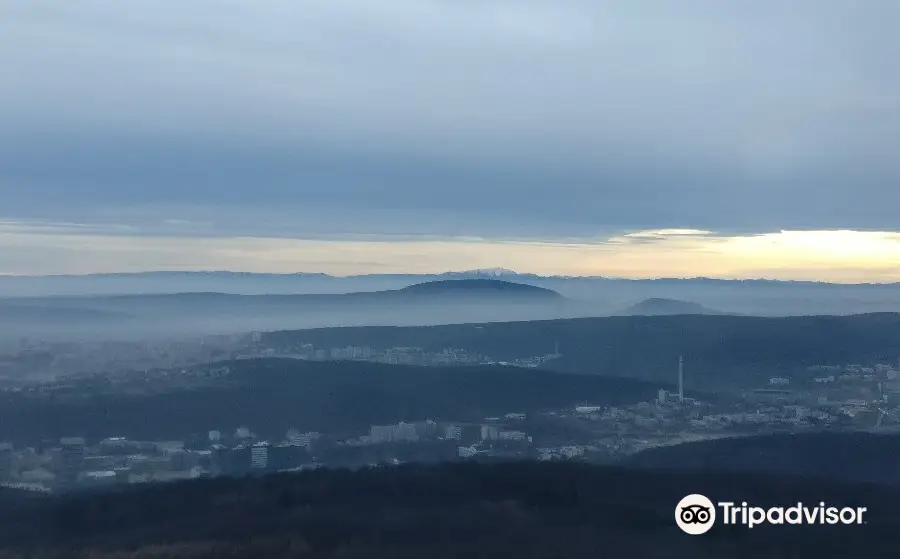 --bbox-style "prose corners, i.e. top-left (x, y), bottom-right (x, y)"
top-left (2, 1), bottom-right (899, 280)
